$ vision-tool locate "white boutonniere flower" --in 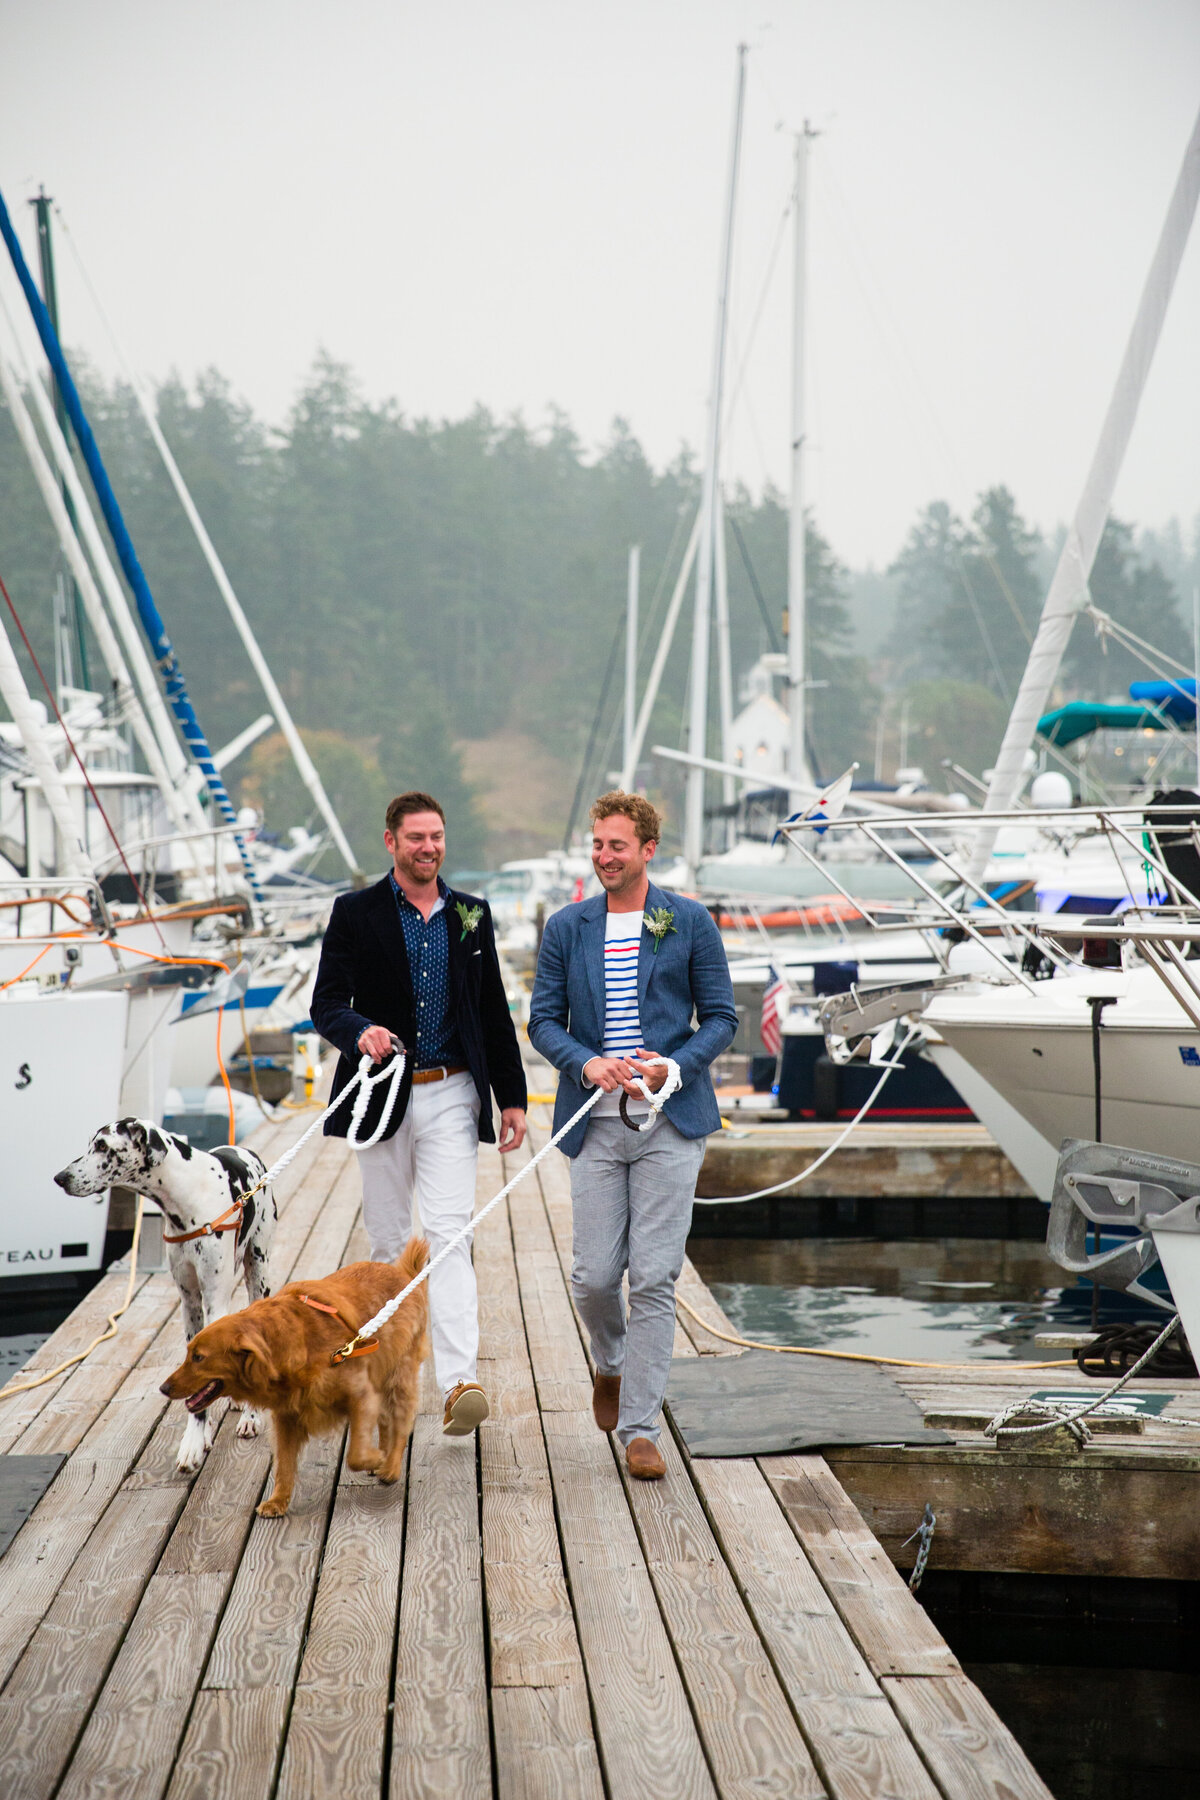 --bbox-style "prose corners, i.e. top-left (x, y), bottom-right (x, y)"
top-left (455, 901), bottom-right (484, 943)
top-left (645, 906), bottom-right (677, 954)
